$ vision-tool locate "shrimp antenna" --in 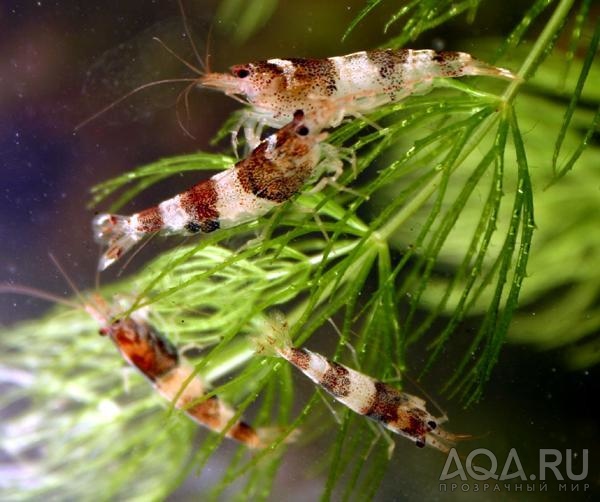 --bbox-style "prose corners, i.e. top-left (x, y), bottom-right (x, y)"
top-left (0, 254), bottom-right (95, 311)
top-left (94, 251), bottom-right (102, 292)
top-left (152, 37), bottom-right (204, 75)
top-left (402, 372), bottom-right (448, 421)
top-left (48, 253), bottom-right (110, 321)
top-left (74, 77), bottom-right (198, 132)
top-left (48, 253), bottom-right (90, 309)
top-left (0, 284), bottom-right (80, 310)
top-left (174, 80), bottom-right (199, 138)
top-left (177, 0), bottom-right (206, 73)
top-left (117, 232), bottom-right (158, 277)
top-left (205, 20), bottom-right (214, 74)
top-left (149, 36), bottom-right (207, 136)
